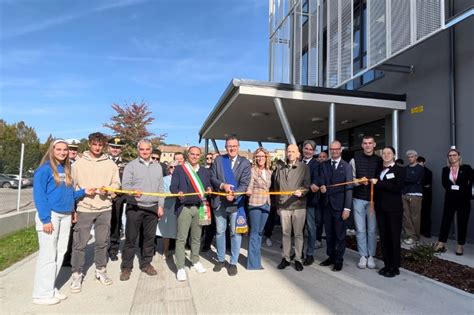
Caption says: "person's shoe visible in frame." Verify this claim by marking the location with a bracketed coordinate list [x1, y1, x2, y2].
[319, 258, 334, 267]
[54, 289, 67, 301]
[403, 237, 414, 245]
[277, 259, 291, 269]
[95, 268, 113, 285]
[434, 243, 447, 253]
[213, 261, 225, 272]
[120, 269, 131, 281]
[176, 268, 187, 281]
[192, 261, 207, 273]
[70, 272, 83, 293]
[33, 297, 60, 305]
[315, 240, 323, 249]
[455, 245, 464, 256]
[391, 267, 400, 276]
[332, 263, 343, 272]
[109, 253, 118, 261]
[358, 256, 367, 269]
[228, 264, 238, 276]
[303, 255, 314, 266]
[383, 269, 396, 278]
[367, 256, 376, 269]
[378, 267, 388, 276]
[141, 265, 158, 276]
[201, 244, 211, 252]
[265, 237, 273, 247]
[294, 260, 304, 271]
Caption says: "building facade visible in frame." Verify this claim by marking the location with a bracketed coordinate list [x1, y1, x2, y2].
[269, 0, 473, 240]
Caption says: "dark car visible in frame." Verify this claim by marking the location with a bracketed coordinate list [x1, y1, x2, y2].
[0, 174, 19, 188]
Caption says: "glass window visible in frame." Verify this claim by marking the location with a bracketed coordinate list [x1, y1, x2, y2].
[302, 48, 309, 85]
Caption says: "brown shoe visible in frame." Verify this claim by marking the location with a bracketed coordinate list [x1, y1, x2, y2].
[120, 269, 131, 281]
[141, 265, 157, 276]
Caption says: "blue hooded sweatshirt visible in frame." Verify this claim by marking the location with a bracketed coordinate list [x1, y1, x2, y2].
[33, 161, 85, 224]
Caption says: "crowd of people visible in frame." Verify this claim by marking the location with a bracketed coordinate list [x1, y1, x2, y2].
[31, 132, 472, 306]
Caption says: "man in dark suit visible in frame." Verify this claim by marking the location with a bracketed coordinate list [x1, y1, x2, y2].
[319, 140, 353, 271]
[210, 136, 251, 276]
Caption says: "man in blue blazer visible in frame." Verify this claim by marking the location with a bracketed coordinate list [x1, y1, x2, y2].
[319, 140, 353, 271]
[210, 136, 251, 276]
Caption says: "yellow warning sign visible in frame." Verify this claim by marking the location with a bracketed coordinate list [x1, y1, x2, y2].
[411, 105, 424, 114]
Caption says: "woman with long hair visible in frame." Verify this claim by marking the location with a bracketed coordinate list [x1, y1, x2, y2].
[246, 147, 272, 270]
[435, 148, 472, 255]
[32, 139, 93, 305]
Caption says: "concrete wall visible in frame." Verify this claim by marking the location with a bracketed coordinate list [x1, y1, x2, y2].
[0, 209, 36, 238]
[360, 15, 474, 241]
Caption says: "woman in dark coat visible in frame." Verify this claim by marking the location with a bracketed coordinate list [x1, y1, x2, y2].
[371, 147, 405, 278]
[435, 148, 473, 255]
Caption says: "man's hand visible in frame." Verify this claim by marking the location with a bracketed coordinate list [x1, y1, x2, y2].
[178, 191, 184, 200]
[310, 184, 319, 193]
[293, 189, 302, 197]
[133, 190, 142, 198]
[246, 190, 252, 196]
[320, 185, 327, 193]
[43, 223, 54, 234]
[97, 187, 108, 196]
[206, 187, 212, 195]
[157, 207, 164, 218]
[342, 209, 351, 220]
[72, 212, 78, 224]
[226, 194, 235, 202]
[360, 177, 369, 186]
[223, 183, 234, 193]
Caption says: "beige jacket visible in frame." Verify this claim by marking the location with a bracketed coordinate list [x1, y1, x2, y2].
[72, 151, 120, 212]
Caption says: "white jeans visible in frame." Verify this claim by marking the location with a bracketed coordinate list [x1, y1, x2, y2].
[32, 212, 71, 299]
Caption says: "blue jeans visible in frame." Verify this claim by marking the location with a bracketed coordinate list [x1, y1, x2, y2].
[353, 198, 377, 257]
[215, 205, 243, 265]
[306, 207, 316, 256]
[247, 204, 270, 270]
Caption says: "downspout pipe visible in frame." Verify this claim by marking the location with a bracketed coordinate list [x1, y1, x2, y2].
[449, 0, 456, 147]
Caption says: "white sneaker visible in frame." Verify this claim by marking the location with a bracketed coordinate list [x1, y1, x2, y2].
[54, 288, 67, 300]
[177, 268, 187, 281]
[265, 237, 273, 247]
[192, 261, 207, 273]
[95, 268, 113, 286]
[315, 240, 323, 249]
[33, 297, 60, 305]
[346, 229, 356, 236]
[367, 256, 376, 269]
[70, 272, 83, 293]
[358, 256, 367, 269]
[403, 238, 414, 245]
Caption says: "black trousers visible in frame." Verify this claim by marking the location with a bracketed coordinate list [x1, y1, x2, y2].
[108, 195, 127, 256]
[376, 210, 402, 270]
[263, 205, 277, 238]
[202, 209, 216, 248]
[438, 205, 471, 245]
[62, 223, 75, 264]
[324, 207, 346, 264]
[121, 204, 158, 270]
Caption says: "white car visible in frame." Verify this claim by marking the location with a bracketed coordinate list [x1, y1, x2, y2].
[5, 174, 32, 187]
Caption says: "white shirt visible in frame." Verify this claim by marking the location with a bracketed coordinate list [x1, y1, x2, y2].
[331, 157, 341, 169]
[231, 157, 237, 169]
[380, 162, 395, 180]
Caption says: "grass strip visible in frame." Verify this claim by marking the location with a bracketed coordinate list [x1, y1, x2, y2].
[0, 226, 38, 271]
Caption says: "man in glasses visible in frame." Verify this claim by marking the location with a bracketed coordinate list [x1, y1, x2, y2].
[107, 137, 127, 262]
[319, 140, 353, 272]
[205, 153, 214, 168]
[151, 148, 168, 176]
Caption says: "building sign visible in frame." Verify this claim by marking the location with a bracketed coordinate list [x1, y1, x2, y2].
[411, 105, 424, 114]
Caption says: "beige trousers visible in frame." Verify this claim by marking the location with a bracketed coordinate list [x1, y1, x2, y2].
[402, 195, 423, 240]
[280, 208, 306, 262]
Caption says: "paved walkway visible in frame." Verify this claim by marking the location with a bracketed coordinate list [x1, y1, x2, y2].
[1, 231, 473, 314]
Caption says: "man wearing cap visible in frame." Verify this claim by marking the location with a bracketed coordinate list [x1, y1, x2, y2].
[107, 136, 128, 261]
[66, 139, 81, 164]
[402, 149, 424, 245]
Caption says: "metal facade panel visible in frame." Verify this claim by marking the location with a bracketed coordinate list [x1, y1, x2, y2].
[293, 1, 302, 84]
[327, 0, 339, 87]
[308, 0, 319, 86]
[340, 0, 353, 83]
[391, 0, 411, 54]
[368, 0, 387, 67]
[416, 0, 442, 40]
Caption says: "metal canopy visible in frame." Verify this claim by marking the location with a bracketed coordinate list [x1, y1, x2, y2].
[199, 79, 406, 143]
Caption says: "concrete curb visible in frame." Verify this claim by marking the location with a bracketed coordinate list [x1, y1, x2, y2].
[0, 251, 38, 277]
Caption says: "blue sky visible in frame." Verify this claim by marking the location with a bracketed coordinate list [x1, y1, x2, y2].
[0, 0, 281, 150]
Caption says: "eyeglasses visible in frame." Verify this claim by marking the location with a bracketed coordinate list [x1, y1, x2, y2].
[255, 155, 266, 159]
[169, 166, 175, 169]
[206, 158, 213, 160]
[329, 147, 341, 151]
[151, 157, 159, 160]
[448, 154, 458, 157]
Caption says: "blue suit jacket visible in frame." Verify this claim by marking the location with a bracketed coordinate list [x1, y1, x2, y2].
[210, 154, 251, 209]
[304, 158, 321, 207]
[319, 159, 353, 211]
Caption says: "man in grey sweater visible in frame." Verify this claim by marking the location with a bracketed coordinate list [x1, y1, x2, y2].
[274, 144, 311, 271]
[120, 139, 164, 281]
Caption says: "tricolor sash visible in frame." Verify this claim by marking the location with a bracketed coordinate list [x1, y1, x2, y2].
[182, 162, 211, 226]
[222, 155, 248, 234]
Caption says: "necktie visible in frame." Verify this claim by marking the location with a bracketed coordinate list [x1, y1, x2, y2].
[332, 160, 337, 170]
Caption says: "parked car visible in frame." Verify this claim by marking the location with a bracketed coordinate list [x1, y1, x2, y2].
[0, 174, 19, 188]
[6, 174, 32, 187]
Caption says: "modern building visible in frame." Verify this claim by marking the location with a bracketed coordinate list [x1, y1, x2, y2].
[200, 0, 473, 240]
